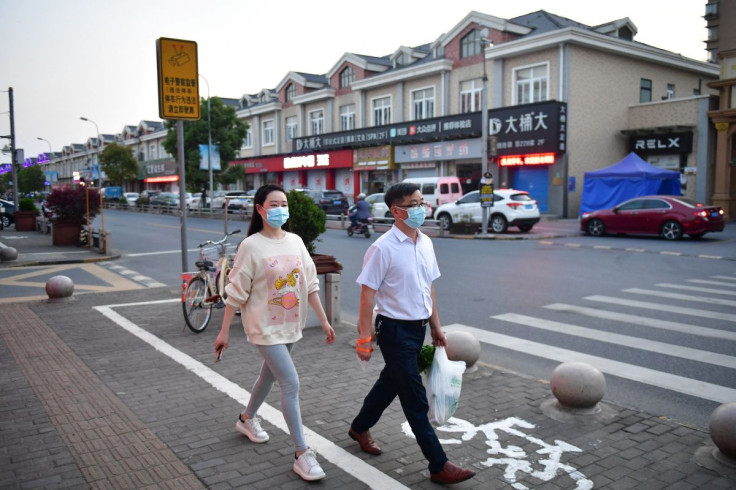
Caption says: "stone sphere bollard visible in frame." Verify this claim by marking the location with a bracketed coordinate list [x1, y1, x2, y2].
[0, 246, 18, 261]
[709, 402, 736, 461]
[445, 331, 481, 372]
[550, 362, 606, 409]
[45, 275, 74, 301]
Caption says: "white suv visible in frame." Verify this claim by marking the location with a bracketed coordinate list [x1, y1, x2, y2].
[434, 189, 540, 233]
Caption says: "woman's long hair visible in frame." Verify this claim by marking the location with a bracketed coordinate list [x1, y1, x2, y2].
[247, 184, 290, 236]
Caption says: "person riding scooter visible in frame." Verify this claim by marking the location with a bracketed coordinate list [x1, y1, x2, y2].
[349, 193, 371, 229]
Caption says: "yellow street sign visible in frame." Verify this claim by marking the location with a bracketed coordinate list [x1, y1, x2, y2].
[156, 37, 200, 120]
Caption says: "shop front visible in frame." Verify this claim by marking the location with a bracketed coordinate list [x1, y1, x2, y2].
[230, 149, 354, 197]
[142, 158, 179, 192]
[353, 146, 397, 196]
[624, 130, 694, 198]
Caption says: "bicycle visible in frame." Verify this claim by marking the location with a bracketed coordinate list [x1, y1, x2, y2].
[181, 229, 241, 333]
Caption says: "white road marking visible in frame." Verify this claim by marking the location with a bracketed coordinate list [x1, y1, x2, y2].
[622, 288, 736, 308]
[687, 279, 736, 288]
[493, 313, 736, 369]
[444, 324, 736, 404]
[585, 295, 736, 322]
[655, 283, 736, 296]
[126, 249, 199, 257]
[95, 299, 409, 490]
[544, 303, 736, 341]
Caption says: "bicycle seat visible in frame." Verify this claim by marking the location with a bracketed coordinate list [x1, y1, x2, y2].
[196, 260, 215, 270]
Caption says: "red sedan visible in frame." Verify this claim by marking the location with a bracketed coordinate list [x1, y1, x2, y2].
[581, 195, 725, 240]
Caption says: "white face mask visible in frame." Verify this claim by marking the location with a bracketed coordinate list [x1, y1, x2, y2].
[265, 207, 289, 228]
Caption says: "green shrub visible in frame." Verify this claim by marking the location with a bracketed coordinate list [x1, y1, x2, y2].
[18, 198, 38, 212]
[287, 189, 326, 254]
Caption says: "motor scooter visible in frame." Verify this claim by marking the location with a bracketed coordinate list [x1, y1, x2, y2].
[347, 217, 373, 238]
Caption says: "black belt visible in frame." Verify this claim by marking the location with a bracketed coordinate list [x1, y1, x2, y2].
[376, 314, 428, 327]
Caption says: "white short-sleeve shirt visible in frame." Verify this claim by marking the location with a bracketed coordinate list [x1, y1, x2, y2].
[356, 226, 440, 320]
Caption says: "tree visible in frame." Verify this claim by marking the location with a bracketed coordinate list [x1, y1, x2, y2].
[162, 97, 248, 192]
[18, 165, 45, 194]
[99, 142, 139, 188]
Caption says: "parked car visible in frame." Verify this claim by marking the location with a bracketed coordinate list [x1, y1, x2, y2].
[139, 189, 161, 204]
[403, 176, 463, 217]
[434, 189, 540, 233]
[0, 198, 16, 227]
[212, 191, 253, 213]
[182, 192, 200, 209]
[295, 189, 349, 215]
[149, 192, 179, 208]
[364, 193, 391, 218]
[208, 190, 229, 208]
[581, 195, 725, 240]
[123, 192, 139, 207]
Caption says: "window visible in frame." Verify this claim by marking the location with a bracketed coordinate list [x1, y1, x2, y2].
[340, 104, 355, 131]
[640, 79, 652, 103]
[242, 128, 252, 148]
[708, 26, 718, 41]
[285, 84, 296, 102]
[340, 66, 355, 89]
[514, 64, 548, 104]
[285, 116, 298, 141]
[373, 96, 391, 126]
[705, 2, 718, 16]
[666, 84, 675, 100]
[460, 79, 482, 113]
[412, 88, 435, 120]
[262, 120, 274, 146]
[461, 30, 481, 58]
[310, 110, 324, 135]
[149, 144, 157, 160]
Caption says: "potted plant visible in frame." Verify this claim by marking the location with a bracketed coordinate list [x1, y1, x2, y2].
[46, 186, 101, 246]
[14, 198, 39, 231]
[287, 189, 342, 274]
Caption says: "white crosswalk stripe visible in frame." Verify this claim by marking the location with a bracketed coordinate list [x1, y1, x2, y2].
[443, 324, 736, 404]
[492, 313, 736, 369]
[451, 273, 736, 408]
[544, 303, 736, 341]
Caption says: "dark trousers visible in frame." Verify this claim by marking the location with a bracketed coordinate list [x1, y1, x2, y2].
[351, 317, 447, 473]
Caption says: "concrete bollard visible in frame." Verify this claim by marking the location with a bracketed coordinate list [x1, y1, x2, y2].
[445, 331, 481, 373]
[710, 402, 736, 462]
[550, 361, 606, 408]
[45, 275, 74, 302]
[0, 246, 18, 261]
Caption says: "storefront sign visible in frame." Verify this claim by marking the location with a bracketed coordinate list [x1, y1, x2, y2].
[395, 138, 480, 163]
[353, 145, 394, 170]
[231, 149, 353, 174]
[283, 153, 331, 169]
[498, 152, 556, 167]
[628, 132, 692, 155]
[294, 101, 567, 157]
[143, 159, 178, 177]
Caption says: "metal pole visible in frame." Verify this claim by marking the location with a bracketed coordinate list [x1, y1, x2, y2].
[9, 88, 18, 210]
[80, 117, 101, 187]
[480, 46, 490, 235]
[177, 120, 188, 273]
[200, 75, 213, 215]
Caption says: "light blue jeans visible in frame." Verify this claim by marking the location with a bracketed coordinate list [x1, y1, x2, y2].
[245, 343, 307, 452]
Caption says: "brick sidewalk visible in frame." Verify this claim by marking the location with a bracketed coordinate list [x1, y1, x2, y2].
[1, 288, 734, 489]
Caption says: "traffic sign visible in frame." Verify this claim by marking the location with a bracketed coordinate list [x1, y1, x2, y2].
[156, 37, 200, 120]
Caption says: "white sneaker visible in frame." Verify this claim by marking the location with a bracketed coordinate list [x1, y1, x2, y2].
[293, 447, 325, 481]
[235, 415, 269, 443]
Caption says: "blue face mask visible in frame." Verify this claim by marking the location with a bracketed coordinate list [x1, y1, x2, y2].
[265, 207, 289, 228]
[404, 206, 426, 229]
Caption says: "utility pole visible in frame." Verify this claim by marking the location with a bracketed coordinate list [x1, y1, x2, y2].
[9, 88, 18, 209]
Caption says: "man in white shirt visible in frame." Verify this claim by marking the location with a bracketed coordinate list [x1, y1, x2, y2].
[348, 182, 475, 485]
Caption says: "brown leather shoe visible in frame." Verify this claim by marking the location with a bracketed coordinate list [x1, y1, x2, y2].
[430, 461, 476, 484]
[348, 428, 382, 455]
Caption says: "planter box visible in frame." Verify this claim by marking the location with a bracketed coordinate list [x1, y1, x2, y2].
[52, 220, 83, 246]
[14, 211, 39, 231]
[311, 253, 343, 275]
[449, 222, 479, 235]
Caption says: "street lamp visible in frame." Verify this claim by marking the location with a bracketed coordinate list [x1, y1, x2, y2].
[80, 116, 101, 187]
[479, 28, 493, 235]
[36, 137, 52, 153]
[199, 74, 213, 212]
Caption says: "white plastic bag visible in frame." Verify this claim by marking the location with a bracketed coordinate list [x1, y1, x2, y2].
[425, 346, 466, 426]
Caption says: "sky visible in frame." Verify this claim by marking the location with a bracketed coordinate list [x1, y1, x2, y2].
[0, 0, 709, 162]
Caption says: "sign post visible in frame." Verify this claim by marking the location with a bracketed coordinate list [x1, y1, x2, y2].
[156, 37, 200, 273]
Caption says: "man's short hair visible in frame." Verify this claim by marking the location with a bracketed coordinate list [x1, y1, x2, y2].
[384, 183, 420, 207]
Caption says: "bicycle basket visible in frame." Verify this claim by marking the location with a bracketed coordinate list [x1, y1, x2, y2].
[199, 245, 220, 262]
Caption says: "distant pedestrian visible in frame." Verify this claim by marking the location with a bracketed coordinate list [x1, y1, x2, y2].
[348, 182, 475, 485]
[200, 187, 207, 209]
[214, 183, 336, 481]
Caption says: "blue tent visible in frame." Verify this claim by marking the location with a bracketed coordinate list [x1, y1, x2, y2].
[580, 152, 681, 215]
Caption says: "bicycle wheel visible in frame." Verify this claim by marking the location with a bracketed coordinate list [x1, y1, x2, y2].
[182, 276, 212, 333]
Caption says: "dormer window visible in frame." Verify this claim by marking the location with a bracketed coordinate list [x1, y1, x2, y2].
[285, 83, 296, 102]
[461, 30, 482, 59]
[340, 66, 355, 89]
